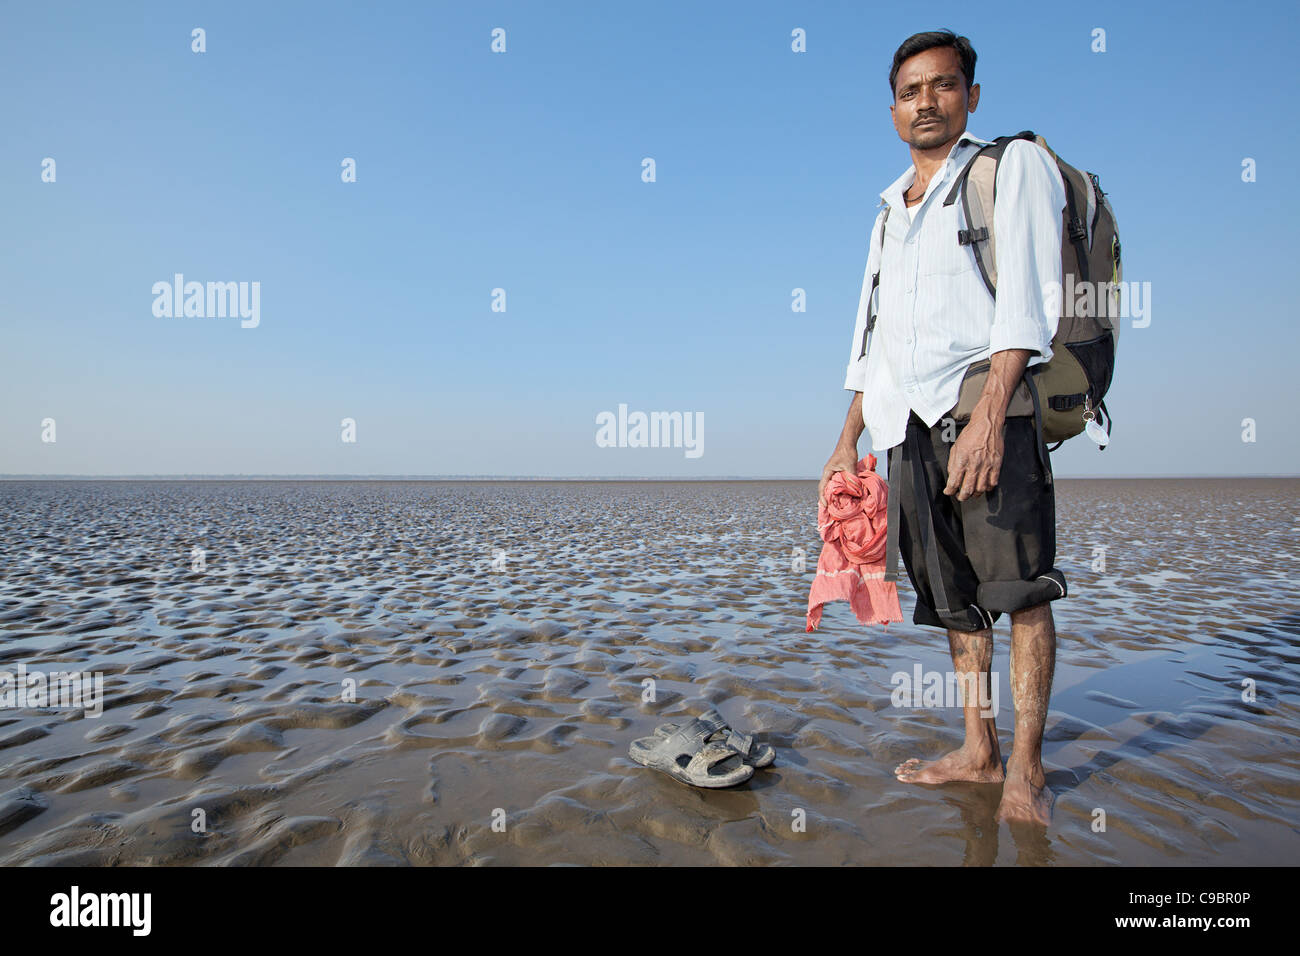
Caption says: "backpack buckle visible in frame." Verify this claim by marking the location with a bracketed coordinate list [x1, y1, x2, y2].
[957, 226, 989, 246]
[1068, 218, 1087, 242]
[1049, 393, 1087, 412]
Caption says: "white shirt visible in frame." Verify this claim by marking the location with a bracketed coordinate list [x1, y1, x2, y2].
[843, 130, 1066, 451]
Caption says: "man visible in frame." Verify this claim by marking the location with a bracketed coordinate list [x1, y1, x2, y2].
[819, 30, 1067, 825]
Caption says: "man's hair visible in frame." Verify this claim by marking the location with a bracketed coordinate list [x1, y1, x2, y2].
[888, 29, 976, 98]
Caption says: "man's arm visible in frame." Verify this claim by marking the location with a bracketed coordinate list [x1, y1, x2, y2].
[987, 139, 1066, 361]
[823, 208, 887, 505]
[943, 348, 1031, 500]
[944, 141, 1065, 501]
[820, 392, 864, 506]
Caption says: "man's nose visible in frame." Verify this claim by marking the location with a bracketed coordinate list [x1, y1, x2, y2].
[916, 85, 936, 110]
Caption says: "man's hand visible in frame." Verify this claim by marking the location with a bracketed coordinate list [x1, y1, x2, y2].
[819, 446, 859, 508]
[943, 413, 1003, 501]
[821, 392, 867, 507]
[943, 348, 1032, 501]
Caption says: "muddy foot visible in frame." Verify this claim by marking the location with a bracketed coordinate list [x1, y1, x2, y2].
[894, 748, 1004, 785]
[996, 772, 1054, 825]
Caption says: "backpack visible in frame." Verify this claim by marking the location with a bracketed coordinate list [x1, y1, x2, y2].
[863, 130, 1122, 449]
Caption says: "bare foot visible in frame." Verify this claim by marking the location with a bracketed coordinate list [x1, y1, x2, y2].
[895, 747, 1005, 785]
[996, 770, 1054, 825]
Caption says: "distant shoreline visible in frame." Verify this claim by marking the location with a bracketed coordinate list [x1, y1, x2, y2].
[2, 474, 1298, 482]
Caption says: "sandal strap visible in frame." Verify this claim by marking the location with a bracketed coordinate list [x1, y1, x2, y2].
[725, 729, 754, 756]
[658, 714, 723, 758]
[694, 708, 730, 736]
[696, 708, 752, 756]
[686, 740, 743, 777]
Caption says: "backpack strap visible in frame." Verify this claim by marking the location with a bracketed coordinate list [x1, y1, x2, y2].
[942, 131, 1037, 299]
[1061, 174, 1090, 285]
[941, 130, 1037, 205]
[858, 204, 891, 358]
[1023, 369, 1052, 482]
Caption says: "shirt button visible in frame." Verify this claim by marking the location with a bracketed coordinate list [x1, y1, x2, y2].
[905, 337, 913, 345]
[907, 236, 916, 244]
[906, 385, 916, 392]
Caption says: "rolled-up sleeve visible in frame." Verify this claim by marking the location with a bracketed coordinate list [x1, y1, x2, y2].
[989, 140, 1066, 363]
[844, 208, 887, 391]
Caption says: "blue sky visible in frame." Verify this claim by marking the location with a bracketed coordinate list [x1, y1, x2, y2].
[2, 0, 1296, 477]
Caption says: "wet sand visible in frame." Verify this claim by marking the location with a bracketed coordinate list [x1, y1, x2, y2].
[0, 478, 1297, 866]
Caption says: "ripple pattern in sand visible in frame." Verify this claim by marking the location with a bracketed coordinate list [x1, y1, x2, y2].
[0, 478, 1297, 865]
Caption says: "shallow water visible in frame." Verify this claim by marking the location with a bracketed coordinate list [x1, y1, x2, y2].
[0, 478, 1296, 866]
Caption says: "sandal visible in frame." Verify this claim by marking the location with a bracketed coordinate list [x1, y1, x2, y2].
[628, 712, 755, 788]
[651, 708, 775, 769]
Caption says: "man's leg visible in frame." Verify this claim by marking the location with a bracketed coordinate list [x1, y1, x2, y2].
[996, 600, 1056, 824]
[894, 625, 1004, 784]
[892, 414, 1004, 785]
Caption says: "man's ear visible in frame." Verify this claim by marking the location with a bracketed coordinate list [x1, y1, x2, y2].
[967, 83, 980, 113]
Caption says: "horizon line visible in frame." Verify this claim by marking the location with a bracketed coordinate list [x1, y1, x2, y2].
[3, 473, 1299, 481]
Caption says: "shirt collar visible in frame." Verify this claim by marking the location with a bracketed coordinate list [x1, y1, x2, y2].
[878, 129, 991, 208]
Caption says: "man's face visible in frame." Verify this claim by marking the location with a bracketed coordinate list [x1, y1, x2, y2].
[889, 46, 979, 150]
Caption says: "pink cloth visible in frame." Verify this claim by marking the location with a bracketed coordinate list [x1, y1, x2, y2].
[806, 454, 903, 631]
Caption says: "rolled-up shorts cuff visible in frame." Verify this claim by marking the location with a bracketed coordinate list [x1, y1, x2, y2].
[913, 600, 997, 633]
[976, 568, 1067, 616]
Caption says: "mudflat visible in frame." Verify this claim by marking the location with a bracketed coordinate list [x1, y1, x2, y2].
[0, 478, 1295, 865]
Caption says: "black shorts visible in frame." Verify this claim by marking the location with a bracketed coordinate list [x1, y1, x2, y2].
[886, 410, 1066, 632]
